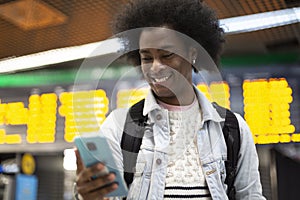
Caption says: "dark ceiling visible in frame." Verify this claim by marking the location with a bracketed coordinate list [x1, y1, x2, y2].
[0, 0, 299, 61]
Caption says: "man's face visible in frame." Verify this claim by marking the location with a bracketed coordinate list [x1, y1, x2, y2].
[139, 28, 195, 102]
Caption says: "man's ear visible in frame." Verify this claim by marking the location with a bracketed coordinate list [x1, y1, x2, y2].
[189, 47, 198, 63]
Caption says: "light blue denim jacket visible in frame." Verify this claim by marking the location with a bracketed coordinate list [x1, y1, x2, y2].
[100, 88, 266, 200]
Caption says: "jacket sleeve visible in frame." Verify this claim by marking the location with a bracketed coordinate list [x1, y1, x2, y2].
[234, 114, 266, 200]
[99, 108, 128, 174]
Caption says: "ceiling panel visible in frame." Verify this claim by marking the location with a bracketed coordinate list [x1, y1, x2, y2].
[0, 0, 299, 61]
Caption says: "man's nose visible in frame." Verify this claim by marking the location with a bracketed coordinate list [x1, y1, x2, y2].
[151, 58, 165, 73]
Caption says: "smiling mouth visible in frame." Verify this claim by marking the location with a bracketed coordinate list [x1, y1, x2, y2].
[151, 74, 172, 83]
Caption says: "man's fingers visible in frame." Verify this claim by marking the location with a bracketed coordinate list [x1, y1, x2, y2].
[85, 182, 118, 200]
[77, 174, 118, 199]
[77, 163, 108, 184]
[100, 182, 118, 196]
[77, 173, 115, 193]
[81, 184, 117, 200]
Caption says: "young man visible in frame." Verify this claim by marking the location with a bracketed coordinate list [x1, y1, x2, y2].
[75, 0, 266, 199]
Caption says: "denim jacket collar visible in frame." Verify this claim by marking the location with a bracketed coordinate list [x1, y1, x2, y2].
[143, 85, 224, 123]
[194, 87, 224, 123]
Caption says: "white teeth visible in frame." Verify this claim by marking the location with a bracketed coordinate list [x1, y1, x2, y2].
[154, 76, 169, 82]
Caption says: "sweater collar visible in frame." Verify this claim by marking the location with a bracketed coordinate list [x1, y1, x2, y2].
[143, 85, 224, 123]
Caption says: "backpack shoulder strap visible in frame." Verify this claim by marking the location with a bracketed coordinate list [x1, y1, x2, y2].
[212, 102, 241, 200]
[121, 99, 147, 187]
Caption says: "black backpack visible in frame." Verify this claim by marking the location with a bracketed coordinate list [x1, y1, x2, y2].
[121, 99, 240, 200]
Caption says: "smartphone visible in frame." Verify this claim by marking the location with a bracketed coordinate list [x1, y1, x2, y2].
[74, 136, 128, 197]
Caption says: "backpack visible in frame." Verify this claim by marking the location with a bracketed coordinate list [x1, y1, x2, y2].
[121, 99, 240, 200]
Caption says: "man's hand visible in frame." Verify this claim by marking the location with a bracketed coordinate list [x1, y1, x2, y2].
[75, 149, 118, 200]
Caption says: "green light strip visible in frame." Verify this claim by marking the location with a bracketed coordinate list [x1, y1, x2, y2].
[0, 66, 135, 87]
[0, 53, 299, 87]
[221, 52, 299, 67]
[0, 71, 76, 87]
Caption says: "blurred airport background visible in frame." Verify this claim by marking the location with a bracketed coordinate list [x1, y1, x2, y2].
[0, 0, 300, 199]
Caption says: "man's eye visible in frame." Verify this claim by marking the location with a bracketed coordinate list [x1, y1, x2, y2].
[162, 53, 174, 58]
[141, 57, 153, 61]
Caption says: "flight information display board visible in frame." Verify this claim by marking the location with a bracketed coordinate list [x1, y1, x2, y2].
[0, 64, 299, 151]
[0, 90, 109, 145]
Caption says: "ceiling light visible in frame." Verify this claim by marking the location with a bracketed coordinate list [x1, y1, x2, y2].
[0, 0, 67, 30]
[220, 7, 300, 34]
[0, 38, 122, 73]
